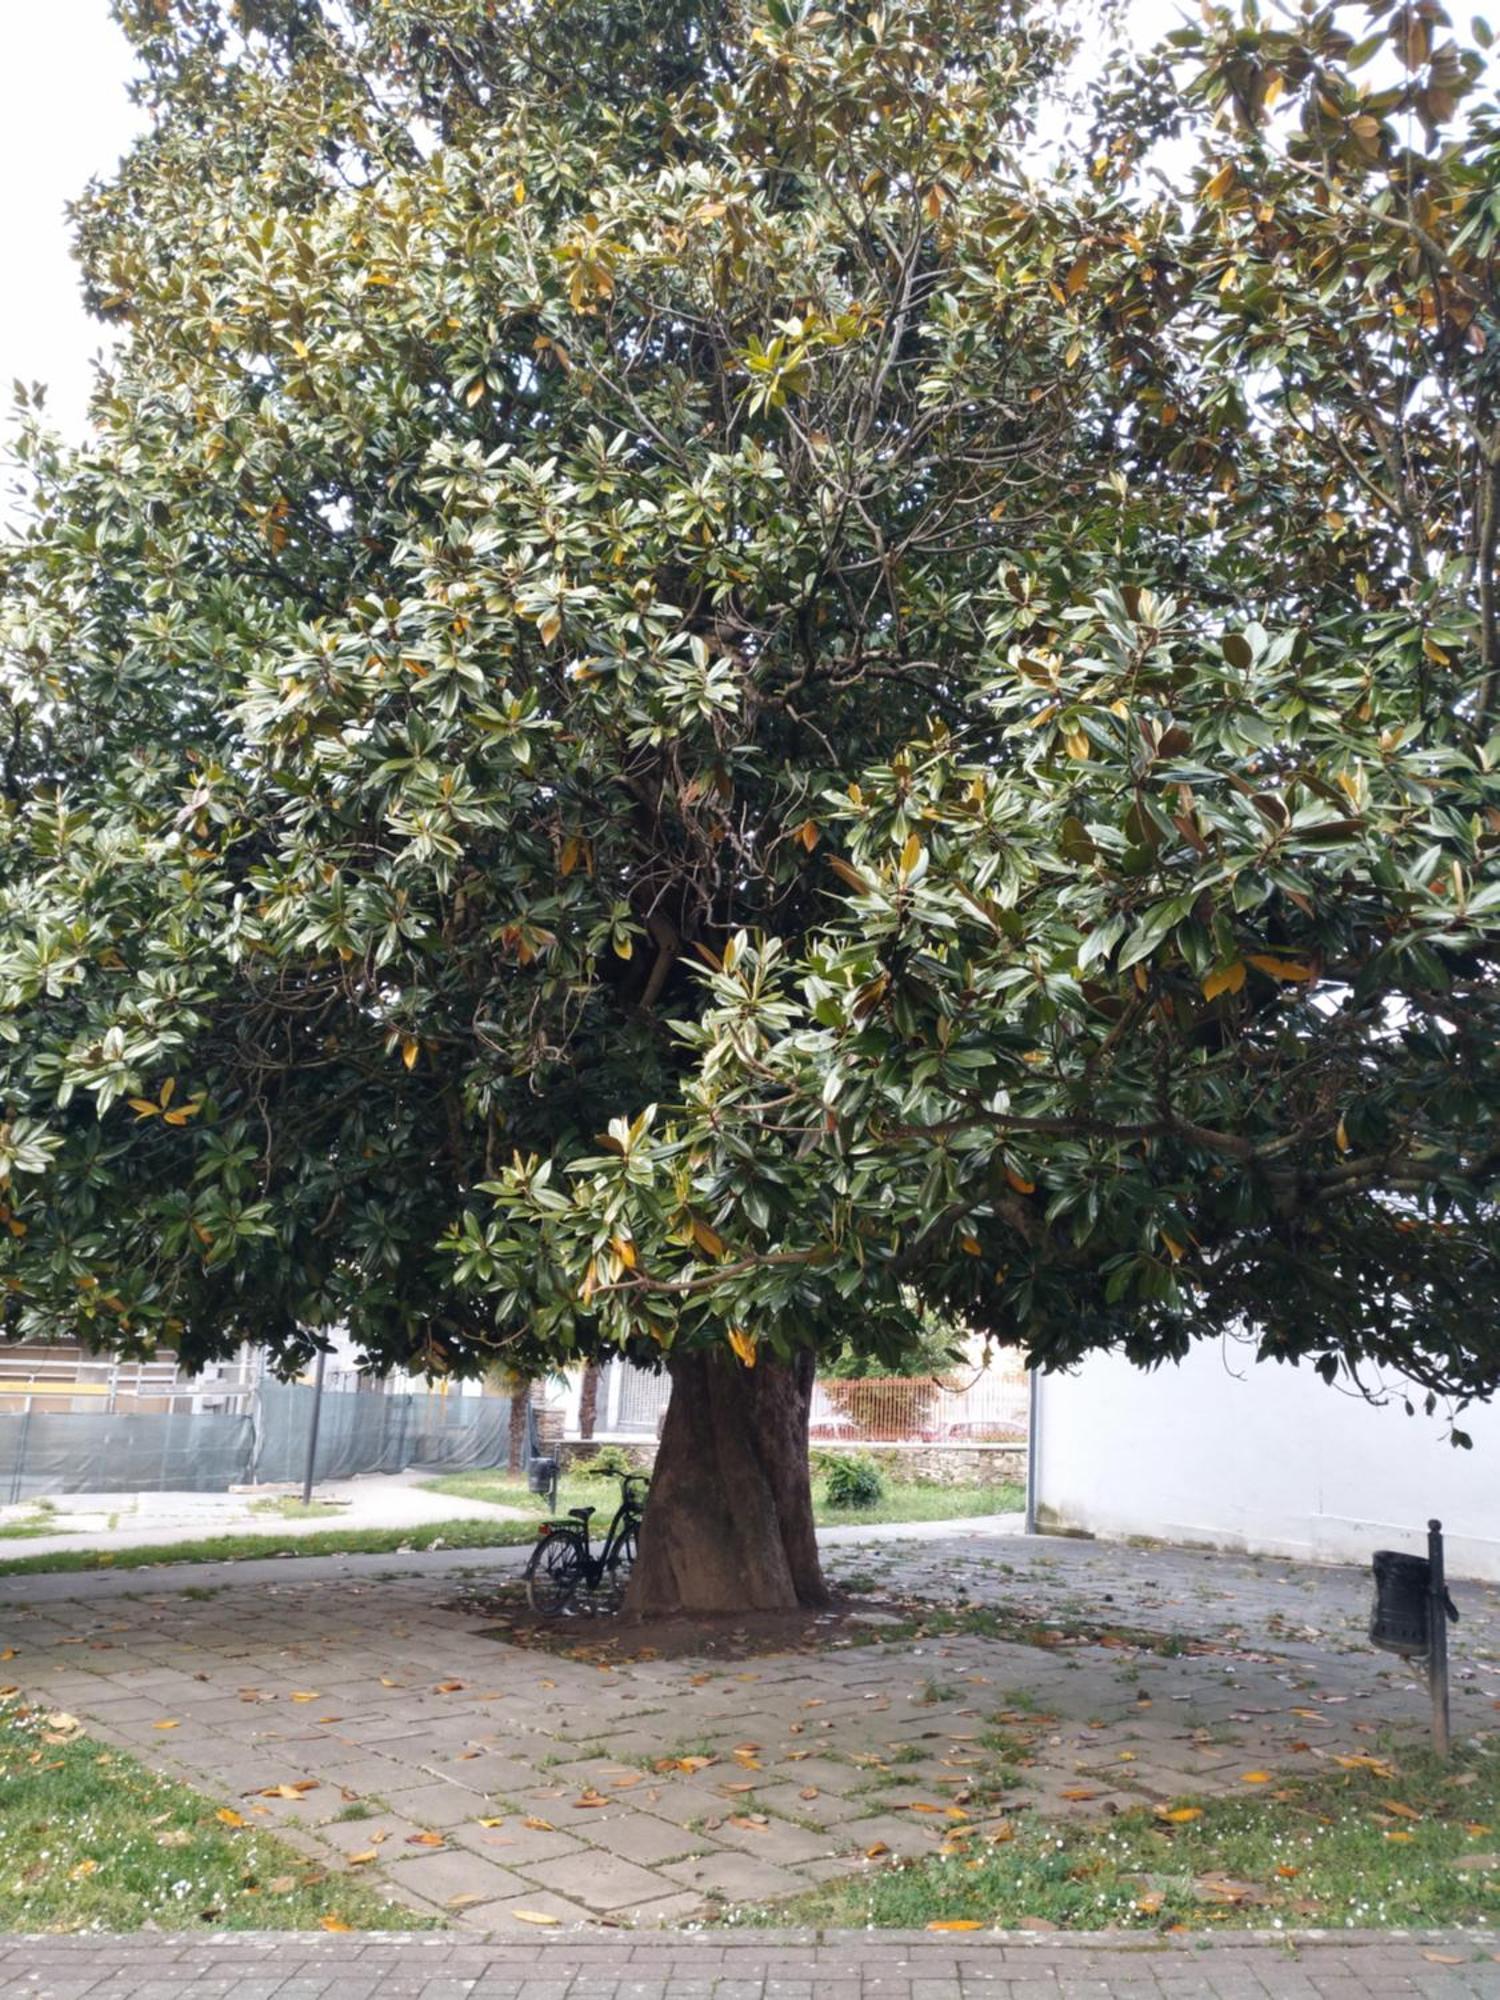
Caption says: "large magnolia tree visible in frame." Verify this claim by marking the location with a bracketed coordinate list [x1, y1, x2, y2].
[2, 0, 1497, 1614]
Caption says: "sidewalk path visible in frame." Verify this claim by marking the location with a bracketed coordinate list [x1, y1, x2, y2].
[0, 1470, 527, 1562]
[4, 1528, 1497, 1930]
[2, 1928, 1498, 1998]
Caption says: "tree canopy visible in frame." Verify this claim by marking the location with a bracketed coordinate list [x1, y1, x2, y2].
[1, 0, 1498, 1426]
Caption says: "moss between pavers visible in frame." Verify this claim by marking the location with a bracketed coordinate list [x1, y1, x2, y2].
[0, 1693, 430, 1932]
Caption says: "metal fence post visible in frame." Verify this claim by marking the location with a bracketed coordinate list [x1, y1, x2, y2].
[1428, 1518, 1451, 1759]
[301, 1349, 328, 1506]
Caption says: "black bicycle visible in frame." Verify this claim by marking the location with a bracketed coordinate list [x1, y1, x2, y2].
[524, 1472, 648, 1614]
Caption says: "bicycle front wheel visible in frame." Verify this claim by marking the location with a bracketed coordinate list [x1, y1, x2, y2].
[525, 1532, 585, 1615]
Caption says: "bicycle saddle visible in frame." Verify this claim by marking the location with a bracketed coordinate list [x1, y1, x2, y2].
[567, 1506, 595, 1522]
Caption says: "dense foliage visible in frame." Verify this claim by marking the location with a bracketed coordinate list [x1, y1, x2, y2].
[1, 0, 1497, 1419]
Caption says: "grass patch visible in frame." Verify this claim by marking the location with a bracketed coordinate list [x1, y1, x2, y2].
[0, 1696, 422, 1932]
[423, 1468, 1025, 1528]
[0, 1517, 62, 1542]
[749, 1744, 1500, 1933]
[0, 1516, 537, 1579]
[250, 1496, 348, 1521]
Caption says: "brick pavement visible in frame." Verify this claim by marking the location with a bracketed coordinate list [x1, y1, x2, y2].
[1, 1929, 1498, 1999]
[2, 1532, 1498, 1930]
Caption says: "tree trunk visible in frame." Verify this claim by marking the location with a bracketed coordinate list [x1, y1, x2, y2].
[579, 1363, 600, 1442]
[621, 1347, 826, 1618]
[507, 1382, 529, 1475]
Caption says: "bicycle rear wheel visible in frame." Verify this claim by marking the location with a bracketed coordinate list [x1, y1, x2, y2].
[525, 1532, 585, 1615]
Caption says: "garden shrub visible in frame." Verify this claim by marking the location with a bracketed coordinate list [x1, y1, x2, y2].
[822, 1454, 886, 1510]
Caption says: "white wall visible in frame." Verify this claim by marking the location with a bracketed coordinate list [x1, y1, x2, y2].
[1034, 1346, 1500, 1582]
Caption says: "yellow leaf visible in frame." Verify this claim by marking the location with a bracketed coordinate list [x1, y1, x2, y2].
[1063, 729, 1089, 760]
[401, 1038, 420, 1071]
[1160, 1232, 1186, 1263]
[1156, 1806, 1203, 1823]
[900, 830, 923, 874]
[691, 1217, 726, 1258]
[1335, 1116, 1350, 1153]
[728, 1326, 757, 1368]
[1246, 955, 1314, 983]
[864, 1841, 889, 1858]
[1059, 1787, 1099, 1801]
[523, 1816, 555, 1830]
[513, 180, 527, 205]
[560, 835, 582, 876]
[1201, 962, 1246, 1001]
[927, 1919, 985, 1931]
[1423, 633, 1450, 665]
[465, 379, 486, 407]
[960, 1234, 983, 1256]
[1240, 1770, 1272, 1785]
[611, 1235, 637, 1270]
[154, 1719, 180, 1731]
[538, 609, 562, 646]
[510, 1910, 561, 1926]
[319, 1917, 353, 1933]
[216, 1808, 247, 1828]
[827, 855, 872, 894]
[290, 1691, 320, 1703]
[159, 1077, 176, 1108]
[407, 1830, 445, 1847]
[1383, 1800, 1422, 1820]
[1004, 1167, 1036, 1196]
[1385, 1829, 1415, 1842]
[128, 1098, 161, 1119]
[1203, 162, 1236, 202]
[478, 1817, 506, 1829]
[797, 818, 819, 852]
[69, 1859, 99, 1881]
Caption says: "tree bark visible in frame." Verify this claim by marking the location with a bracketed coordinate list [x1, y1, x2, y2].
[621, 1347, 826, 1618]
[507, 1382, 529, 1474]
[579, 1363, 600, 1442]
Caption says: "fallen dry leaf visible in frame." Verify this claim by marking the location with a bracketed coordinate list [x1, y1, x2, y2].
[215, 1808, 246, 1828]
[266, 1876, 298, 1895]
[319, 1917, 352, 1934]
[1156, 1806, 1204, 1824]
[510, 1910, 561, 1926]
[523, 1817, 554, 1832]
[446, 1894, 485, 1909]
[69, 1860, 99, 1882]
[478, 1817, 506, 1829]
[864, 1842, 889, 1859]
[349, 1851, 378, 1867]
[1239, 1771, 1272, 1785]
[406, 1831, 444, 1847]
[926, 1919, 984, 1931]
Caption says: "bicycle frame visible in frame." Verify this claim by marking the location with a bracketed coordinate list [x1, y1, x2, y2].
[535, 1472, 647, 1591]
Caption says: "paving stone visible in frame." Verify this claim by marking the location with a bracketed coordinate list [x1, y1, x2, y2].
[378, 1846, 528, 1909]
[523, 1851, 683, 1915]
[657, 1851, 809, 1902]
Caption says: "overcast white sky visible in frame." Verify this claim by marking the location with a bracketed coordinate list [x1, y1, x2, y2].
[1, 0, 1182, 444]
[0, 0, 144, 440]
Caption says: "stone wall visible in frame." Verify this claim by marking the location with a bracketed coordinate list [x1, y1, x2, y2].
[815, 1441, 1026, 1487]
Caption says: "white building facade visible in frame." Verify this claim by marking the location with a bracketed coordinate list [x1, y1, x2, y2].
[1032, 1344, 1500, 1584]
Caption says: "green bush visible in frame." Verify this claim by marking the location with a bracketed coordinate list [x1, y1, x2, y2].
[578, 1443, 640, 1482]
[822, 1454, 886, 1510]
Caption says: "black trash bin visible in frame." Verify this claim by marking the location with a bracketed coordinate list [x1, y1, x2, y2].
[1370, 1549, 1458, 1657]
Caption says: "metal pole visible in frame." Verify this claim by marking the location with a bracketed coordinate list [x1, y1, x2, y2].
[1024, 1366, 1040, 1537]
[8, 1395, 32, 1507]
[301, 1349, 327, 1507]
[1428, 1517, 1451, 1759]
